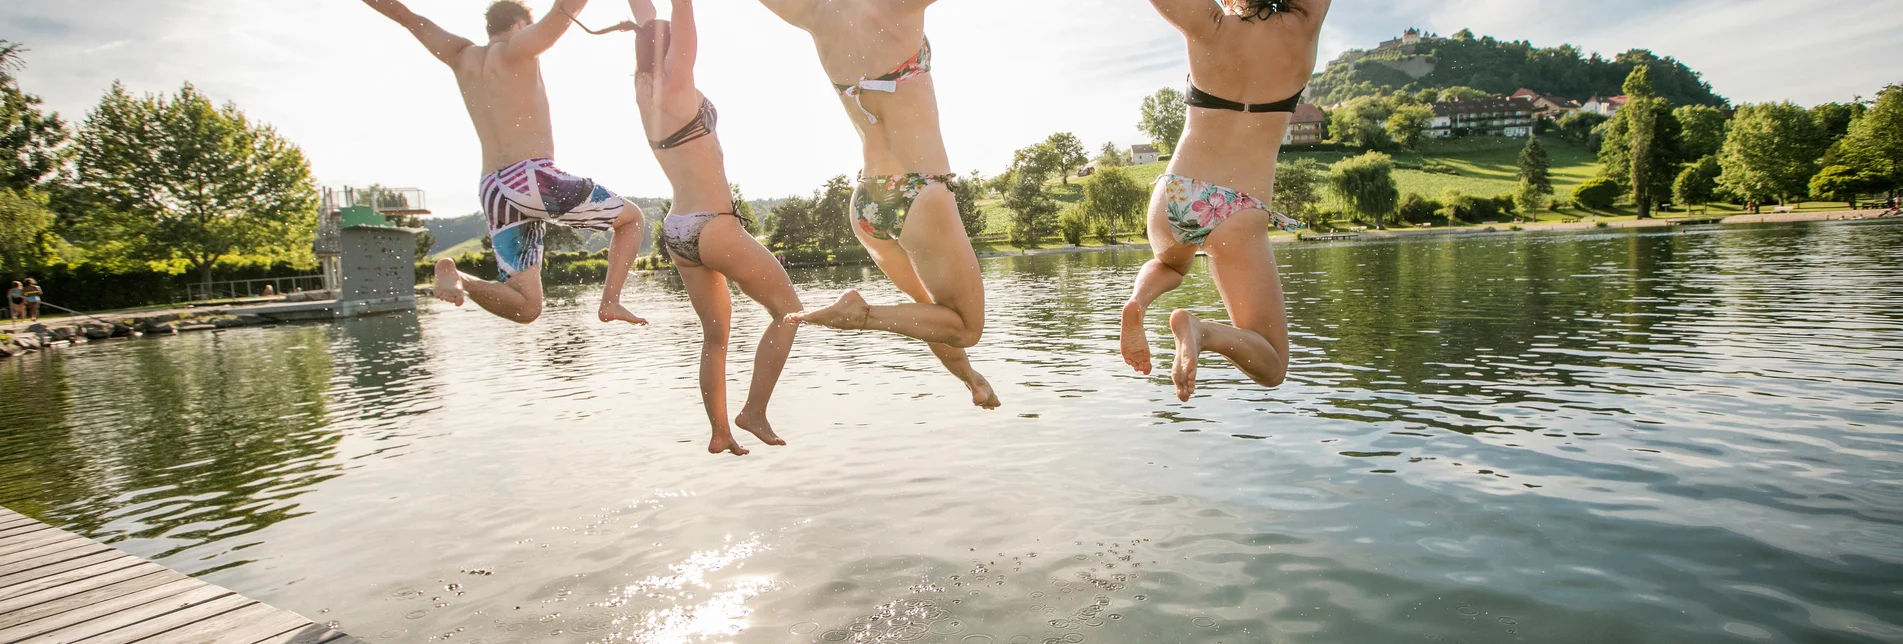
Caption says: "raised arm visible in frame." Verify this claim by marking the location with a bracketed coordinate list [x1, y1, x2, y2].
[361, 0, 473, 66]
[504, 0, 590, 59]
[664, 0, 698, 84]
[1148, 0, 1221, 38]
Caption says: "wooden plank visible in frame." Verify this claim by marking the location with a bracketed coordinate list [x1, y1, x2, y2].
[0, 540, 98, 568]
[257, 625, 357, 644]
[0, 520, 38, 533]
[11, 592, 250, 644]
[0, 567, 180, 617]
[0, 528, 63, 551]
[0, 578, 202, 633]
[0, 527, 52, 544]
[0, 552, 140, 591]
[133, 602, 311, 644]
[0, 558, 155, 602]
[0, 543, 115, 578]
[0, 532, 84, 559]
[0, 572, 187, 627]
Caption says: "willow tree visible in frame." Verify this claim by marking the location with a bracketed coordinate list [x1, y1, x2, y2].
[73, 82, 318, 284]
[1329, 152, 1399, 229]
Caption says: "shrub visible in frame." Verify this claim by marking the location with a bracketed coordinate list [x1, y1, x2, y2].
[1439, 190, 1501, 223]
[1572, 177, 1621, 210]
[1058, 207, 1088, 246]
[1419, 162, 1461, 176]
[1397, 193, 1443, 224]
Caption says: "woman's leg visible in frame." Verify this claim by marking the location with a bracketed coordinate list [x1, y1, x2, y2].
[1121, 187, 1199, 375]
[697, 218, 802, 443]
[1170, 209, 1290, 401]
[675, 255, 746, 455]
[794, 185, 986, 349]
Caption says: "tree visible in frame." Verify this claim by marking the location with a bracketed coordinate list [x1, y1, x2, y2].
[0, 188, 52, 273]
[767, 175, 855, 253]
[1514, 179, 1548, 214]
[1008, 140, 1060, 184]
[1674, 104, 1727, 160]
[730, 184, 760, 235]
[1138, 88, 1187, 154]
[1572, 177, 1621, 210]
[1396, 192, 1441, 224]
[1046, 132, 1088, 185]
[1674, 155, 1721, 208]
[1386, 104, 1435, 150]
[1517, 137, 1552, 195]
[1612, 65, 1666, 218]
[1003, 171, 1057, 249]
[1718, 101, 1827, 209]
[72, 83, 319, 285]
[1057, 206, 1087, 246]
[1271, 158, 1325, 227]
[0, 42, 70, 192]
[1095, 141, 1126, 168]
[1079, 166, 1146, 242]
[1811, 102, 1865, 143]
[1838, 85, 1903, 196]
[1330, 96, 1393, 149]
[1328, 152, 1399, 229]
[1809, 165, 1885, 208]
[947, 171, 989, 238]
[1556, 111, 1608, 147]
[1437, 86, 1491, 102]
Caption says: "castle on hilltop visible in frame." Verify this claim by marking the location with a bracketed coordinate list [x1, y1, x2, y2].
[1329, 29, 1437, 69]
[1378, 28, 1426, 52]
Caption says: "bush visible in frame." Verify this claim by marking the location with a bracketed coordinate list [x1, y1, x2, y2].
[8, 258, 319, 312]
[1439, 190, 1502, 223]
[1493, 193, 1519, 218]
[1419, 162, 1461, 176]
[1058, 207, 1087, 246]
[1572, 177, 1621, 210]
[1397, 193, 1443, 224]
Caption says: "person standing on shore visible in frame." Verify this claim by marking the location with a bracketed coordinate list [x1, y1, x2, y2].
[360, 0, 650, 327]
[609, 0, 806, 455]
[1119, 0, 1330, 401]
[756, 0, 1000, 410]
[6, 282, 22, 322]
[21, 278, 41, 322]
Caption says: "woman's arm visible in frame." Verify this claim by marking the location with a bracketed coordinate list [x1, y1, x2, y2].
[665, 0, 698, 86]
[1147, 0, 1220, 38]
[756, 0, 818, 28]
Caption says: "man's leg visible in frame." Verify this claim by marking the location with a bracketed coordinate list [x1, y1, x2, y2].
[599, 206, 649, 325]
[436, 259, 545, 324]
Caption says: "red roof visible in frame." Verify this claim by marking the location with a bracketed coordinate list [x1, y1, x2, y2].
[1290, 103, 1327, 124]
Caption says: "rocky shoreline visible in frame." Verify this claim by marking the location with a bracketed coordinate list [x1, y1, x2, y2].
[0, 311, 281, 359]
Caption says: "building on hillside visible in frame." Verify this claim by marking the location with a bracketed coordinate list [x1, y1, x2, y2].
[1281, 104, 1329, 145]
[1377, 28, 1425, 52]
[1582, 95, 1629, 117]
[1427, 96, 1537, 138]
[1511, 88, 1582, 119]
[1131, 144, 1160, 165]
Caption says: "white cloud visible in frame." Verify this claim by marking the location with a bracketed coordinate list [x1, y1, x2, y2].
[4, 0, 1897, 219]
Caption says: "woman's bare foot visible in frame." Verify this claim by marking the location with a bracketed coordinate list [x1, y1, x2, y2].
[788, 290, 870, 329]
[734, 410, 787, 446]
[1120, 300, 1152, 374]
[598, 300, 649, 325]
[708, 432, 750, 456]
[1169, 309, 1203, 402]
[964, 370, 1002, 409]
[433, 259, 465, 306]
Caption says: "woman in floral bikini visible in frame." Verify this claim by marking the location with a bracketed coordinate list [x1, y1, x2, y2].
[1121, 0, 1331, 401]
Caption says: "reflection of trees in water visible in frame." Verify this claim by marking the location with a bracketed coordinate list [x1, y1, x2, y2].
[325, 313, 436, 432]
[0, 355, 84, 516]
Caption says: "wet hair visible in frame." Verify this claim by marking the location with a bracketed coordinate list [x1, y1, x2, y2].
[486, 0, 532, 37]
[1227, 0, 1302, 22]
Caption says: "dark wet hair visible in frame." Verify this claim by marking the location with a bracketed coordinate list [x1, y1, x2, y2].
[1228, 0, 1302, 22]
[486, 0, 532, 37]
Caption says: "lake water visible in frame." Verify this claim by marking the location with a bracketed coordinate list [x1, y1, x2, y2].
[3, 220, 1901, 644]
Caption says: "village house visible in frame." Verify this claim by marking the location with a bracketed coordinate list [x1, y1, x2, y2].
[1511, 88, 1582, 119]
[1281, 104, 1328, 145]
[1130, 144, 1160, 165]
[1582, 95, 1629, 117]
[1428, 96, 1537, 138]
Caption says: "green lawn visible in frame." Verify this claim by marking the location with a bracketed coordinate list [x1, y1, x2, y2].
[430, 236, 485, 261]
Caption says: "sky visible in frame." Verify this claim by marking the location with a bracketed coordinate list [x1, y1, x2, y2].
[4, 0, 1900, 218]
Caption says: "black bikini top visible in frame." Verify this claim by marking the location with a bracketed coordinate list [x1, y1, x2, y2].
[1185, 77, 1305, 113]
[651, 96, 717, 150]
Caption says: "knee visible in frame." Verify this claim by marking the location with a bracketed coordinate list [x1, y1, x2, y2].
[701, 326, 730, 346]
[946, 325, 983, 349]
[509, 302, 543, 324]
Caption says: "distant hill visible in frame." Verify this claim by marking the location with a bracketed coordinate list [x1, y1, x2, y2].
[423, 213, 485, 256]
[1309, 29, 1728, 108]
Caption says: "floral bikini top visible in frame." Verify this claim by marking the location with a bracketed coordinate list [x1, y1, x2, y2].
[832, 38, 932, 125]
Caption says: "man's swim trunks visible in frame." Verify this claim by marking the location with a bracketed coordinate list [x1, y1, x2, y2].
[480, 158, 628, 282]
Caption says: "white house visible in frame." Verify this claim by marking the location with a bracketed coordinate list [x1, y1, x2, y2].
[1130, 144, 1160, 165]
[1582, 95, 1629, 117]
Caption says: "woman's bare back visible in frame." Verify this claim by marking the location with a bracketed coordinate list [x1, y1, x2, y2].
[1167, 2, 1330, 197]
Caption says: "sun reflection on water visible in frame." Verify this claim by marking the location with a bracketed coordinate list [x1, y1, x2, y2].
[594, 536, 775, 644]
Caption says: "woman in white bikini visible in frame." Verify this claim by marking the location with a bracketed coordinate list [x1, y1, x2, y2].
[583, 0, 806, 455]
[756, 0, 999, 410]
[1120, 0, 1331, 401]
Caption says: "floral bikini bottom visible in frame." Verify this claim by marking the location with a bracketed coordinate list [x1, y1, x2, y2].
[851, 172, 958, 241]
[1155, 173, 1305, 246]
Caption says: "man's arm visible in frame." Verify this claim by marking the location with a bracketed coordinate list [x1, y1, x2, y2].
[503, 0, 589, 59]
[756, 0, 819, 29]
[361, 0, 473, 66]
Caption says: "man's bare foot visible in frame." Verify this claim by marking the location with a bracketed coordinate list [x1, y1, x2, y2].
[708, 433, 750, 456]
[433, 259, 465, 306]
[598, 300, 649, 326]
[1169, 309, 1203, 402]
[1120, 300, 1152, 375]
[734, 410, 787, 446]
[787, 290, 869, 330]
[964, 370, 1002, 409]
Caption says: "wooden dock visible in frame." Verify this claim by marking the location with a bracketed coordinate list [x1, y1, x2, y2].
[0, 507, 361, 644]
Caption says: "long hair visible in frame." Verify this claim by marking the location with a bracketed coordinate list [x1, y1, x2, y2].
[1228, 0, 1302, 22]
